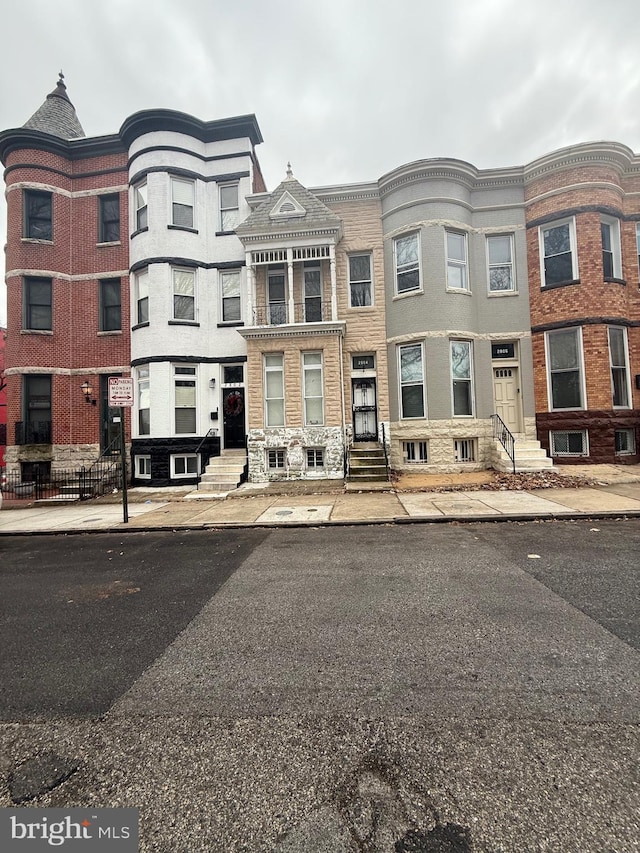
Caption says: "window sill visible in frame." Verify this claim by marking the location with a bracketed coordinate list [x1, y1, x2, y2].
[217, 321, 244, 328]
[131, 227, 149, 239]
[168, 225, 198, 234]
[98, 330, 122, 336]
[541, 279, 580, 290]
[96, 240, 122, 248]
[446, 287, 472, 295]
[168, 320, 200, 327]
[604, 277, 626, 286]
[21, 238, 53, 245]
[393, 289, 423, 300]
[132, 321, 150, 331]
[488, 290, 518, 297]
[215, 230, 236, 237]
[20, 328, 53, 335]
[348, 304, 375, 310]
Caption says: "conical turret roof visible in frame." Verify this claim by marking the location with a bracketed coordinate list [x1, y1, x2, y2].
[23, 73, 85, 139]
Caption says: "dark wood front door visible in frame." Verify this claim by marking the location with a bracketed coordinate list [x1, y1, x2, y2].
[223, 387, 246, 449]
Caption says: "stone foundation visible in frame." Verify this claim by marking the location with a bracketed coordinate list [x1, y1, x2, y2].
[248, 427, 345, 481]
[4, 443, 101, 476]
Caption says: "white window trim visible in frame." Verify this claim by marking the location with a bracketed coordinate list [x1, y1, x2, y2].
[550, 430, 589, 457]
[267, 448, 286, 469]
[173, 365, 198, 436]
[133, 181, 147, 231]
[348, 253, 374, 307]
[135, 455, 151, 479]
[545, 327, 587, 411]
[539, 217, 579, 287]
[398, 341, 426, 420]
[601, 215, 622, 279]
[220, 269, 243, 323]
[136, 365, 150, 437]
[615, 429, 636, 456]
[170, 176, 195, 229]
[170, 453, 200, 478]
[302, 351, 324, 426]
[135, 269, 149, 325]
[403, 440, 428, 464]
[445, 230, 469, 292]
[219, 182, 239, 232]
[486, 234, 516, 294]
[264, 353, 285, 427]
[450, 340, 475, 417]
[393, 232, 422, 296]
[306, 447, 325, 469]
[172, 267, 197, 322]
[608, 326, 632, 409]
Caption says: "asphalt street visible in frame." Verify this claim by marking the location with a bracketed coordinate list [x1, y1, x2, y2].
[0, 520, 638, 852]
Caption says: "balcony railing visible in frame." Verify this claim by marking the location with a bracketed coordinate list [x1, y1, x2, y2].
[252, 302, 333, 326]
[15, 420, 52, 445]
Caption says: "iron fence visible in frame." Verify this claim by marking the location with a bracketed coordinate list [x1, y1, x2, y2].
[0, 459, 122, 502]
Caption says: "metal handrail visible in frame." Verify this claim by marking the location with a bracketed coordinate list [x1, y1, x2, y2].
[381, 422, 390, 481]
[491, 413, 516, 474]
[194, 428, 218, 478]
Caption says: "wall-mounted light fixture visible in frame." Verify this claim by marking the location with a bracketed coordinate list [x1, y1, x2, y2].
[80, 380, 97, 406]
[209, 378, 216, 389]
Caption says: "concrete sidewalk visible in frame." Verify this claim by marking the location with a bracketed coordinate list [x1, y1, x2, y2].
[1, 464, 640, 534]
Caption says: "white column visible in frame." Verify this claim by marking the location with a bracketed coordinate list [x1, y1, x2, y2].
[245, 251, 254, 324]
[287, 247, 295, 323]
[330, 243, 337, 320]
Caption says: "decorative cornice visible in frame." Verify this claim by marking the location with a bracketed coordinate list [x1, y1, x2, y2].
[120, 109, 263, 149]
[524, 141, 640, 183]
[238, 321, 345, 339]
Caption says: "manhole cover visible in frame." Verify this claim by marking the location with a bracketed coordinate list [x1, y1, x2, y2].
[275, 510, 293, 517]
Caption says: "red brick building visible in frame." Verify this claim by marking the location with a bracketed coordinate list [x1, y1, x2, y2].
[0, 326, 6, 468]
[525, 142, 640, 463]
[0, 75, 129, 477]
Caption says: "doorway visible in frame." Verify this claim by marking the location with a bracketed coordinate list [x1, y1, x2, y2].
[493, 366, 521, 433]
[352, 378, 378, 441]
[223, 387, 246, 449]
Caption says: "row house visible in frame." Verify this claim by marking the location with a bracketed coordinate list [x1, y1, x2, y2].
[1, 79, 638, 489]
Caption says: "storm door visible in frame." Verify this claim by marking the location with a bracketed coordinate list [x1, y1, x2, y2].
[352, 379, 377, 441]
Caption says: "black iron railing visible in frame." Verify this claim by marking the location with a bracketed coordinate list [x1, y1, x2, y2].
[1, 460, 122, 501]
[380, 422, 390, 481]
[251, 302, 333, 326]
[491, 413, 516, 474]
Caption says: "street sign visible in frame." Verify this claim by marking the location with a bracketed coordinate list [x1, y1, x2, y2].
[108, 376, 134, 407]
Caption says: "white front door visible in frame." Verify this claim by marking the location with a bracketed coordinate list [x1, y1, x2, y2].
[493, 366, 521, 433]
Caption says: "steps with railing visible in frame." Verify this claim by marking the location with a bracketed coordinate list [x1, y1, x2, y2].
[490, 414, 553, 473]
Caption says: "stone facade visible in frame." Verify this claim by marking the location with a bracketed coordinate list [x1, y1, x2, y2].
[247, 426, 344, 481]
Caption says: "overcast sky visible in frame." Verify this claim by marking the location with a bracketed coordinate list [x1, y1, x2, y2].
[2, 0, 640, 327]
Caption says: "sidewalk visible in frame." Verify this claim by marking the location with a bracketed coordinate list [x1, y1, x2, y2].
[2, 464, 640, 534]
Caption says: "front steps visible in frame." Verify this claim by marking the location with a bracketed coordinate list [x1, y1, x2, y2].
[197, 450, 247, 493]
[348, 442, 389, 483]
[491, 437, 554, 473]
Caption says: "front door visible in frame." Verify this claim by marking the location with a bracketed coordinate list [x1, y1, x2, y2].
[493, 367, 521, 433]
[352, 379, 377, 441]
[223, 387, 246, 449]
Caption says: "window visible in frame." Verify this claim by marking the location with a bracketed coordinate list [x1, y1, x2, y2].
[267, 449, 285, 469]
[454, 439, 476, 463]
[608, 326, 630, 408]
[487, 235, 515, 292]
[403, 441, 428, 463]
[446, 231, 468, 290]
[219, 183, 239, 231]
[221, 270, 241, 322]
[23, 374, 52, 444]
[24, 189, 52, 240]
[137, 366, 150, 435]
[394, 233, 420, 294]
[399, 343, 425, 418]
[451, 341, 474, 416]
[546, 328, 584, 410]
[136, 269, 149, 324]
[173, 268, 196, 321]
[268, 270, 287, 324]
[615, 429, 636, 456]
[349, 254, 372, 306]
[99, 194, 120, 242]
[24, 277, 52, 330]
[264, 354, 285, 426]
[636, 223, 640, 279]
[134, 182, 147, 230]
[174, 366, 197, 434]
[304, 266, 322, 321]
[223, 365, 243, 384]
[171, 454, 200, 478]
[136, 456, 151, 479]
[601, 216, 622, 279]
[171, 178, 194, 228]
[306, 448, 324, 468]
[99, 278, 121, 331]
[303, 352, 324, 425]
[550, 430, 588, 457]
[540, 218, 577, 286]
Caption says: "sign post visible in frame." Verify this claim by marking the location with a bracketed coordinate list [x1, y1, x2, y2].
[108, 377, 134, 524]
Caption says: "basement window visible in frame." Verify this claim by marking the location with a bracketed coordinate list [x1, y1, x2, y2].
[454, 438, 476, 463]
[403, 441, 428, 463]
[550, 430, 588, 457]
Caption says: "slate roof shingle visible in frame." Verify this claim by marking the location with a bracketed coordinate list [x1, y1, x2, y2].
[23, 74, 85, 140]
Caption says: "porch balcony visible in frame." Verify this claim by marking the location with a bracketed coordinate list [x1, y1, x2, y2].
[15, 420, 52, 445]
[251, 301, 334, 327]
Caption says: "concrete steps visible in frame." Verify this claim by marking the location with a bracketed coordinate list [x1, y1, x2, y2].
[197, 450, 247, 493]
[491, 438, 554, 473]
[348, 442, 389, 483]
